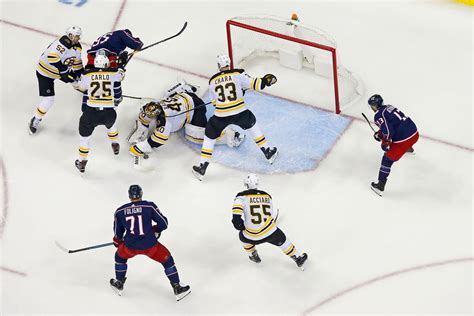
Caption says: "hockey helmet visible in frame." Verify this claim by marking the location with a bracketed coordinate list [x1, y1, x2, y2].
[128, 184, 143, 200]
[217, 54, 231, 70]
[144, 102, 162, 118]
[368, 94, 384, 109]
[66, 25, 82, 43]
[94, 54, 110, 69]
[244, 174, 259, 190]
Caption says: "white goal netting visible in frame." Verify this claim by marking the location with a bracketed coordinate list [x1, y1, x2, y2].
[227, 15, 364, 113]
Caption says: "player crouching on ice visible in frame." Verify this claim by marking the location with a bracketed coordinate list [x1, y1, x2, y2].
[368, 94, 419, 196]
[127, 80, 245, 165]
[231, 174, 308, 270]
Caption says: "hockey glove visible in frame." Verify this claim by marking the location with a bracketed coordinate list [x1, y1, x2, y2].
[114, 96, 123, 107]
[60, 71, 76, 83]
[373, 130, 383, 142]
[232, 216, 245, 231]
[118, 51, 128, 69]
[262, 74, 277, 87]
[381, 139, 391, 152]
[113, 236, 123, 248]
[152, 225, 161, 239]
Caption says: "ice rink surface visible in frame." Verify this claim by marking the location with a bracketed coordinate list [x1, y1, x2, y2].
[0, 0, 472, 314]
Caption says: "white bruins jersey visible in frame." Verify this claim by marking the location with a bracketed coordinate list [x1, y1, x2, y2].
[232, 189, 278, 241]
[37, 36, 83, 79]
[208, 69, 262, 117]
[140, 93, 196, 146]
[78, 69, 124, 108]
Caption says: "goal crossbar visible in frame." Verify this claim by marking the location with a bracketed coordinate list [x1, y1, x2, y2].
[226, 19, 341, 113]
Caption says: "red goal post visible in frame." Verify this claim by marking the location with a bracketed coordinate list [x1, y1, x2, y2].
[226, 15, 361, 114]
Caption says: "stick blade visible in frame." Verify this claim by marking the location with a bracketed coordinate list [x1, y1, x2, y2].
[55, 241, 71, 253]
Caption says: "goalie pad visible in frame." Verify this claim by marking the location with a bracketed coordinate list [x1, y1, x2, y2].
[162, 79, 198, 99]
[185, 124, 245, 147]
[184, 123, 205, 144]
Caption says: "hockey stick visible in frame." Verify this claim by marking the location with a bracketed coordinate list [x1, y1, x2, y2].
[166, 101, 211, 118]
[361, 113, 377, 133]
[123, 94, 146, 100]
[124, 22, 188, 67]
[55, 240, 114, 254]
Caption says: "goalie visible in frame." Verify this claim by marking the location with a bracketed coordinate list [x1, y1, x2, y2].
[128, 80, 245, 161]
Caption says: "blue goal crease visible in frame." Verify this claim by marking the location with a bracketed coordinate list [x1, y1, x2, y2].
[182, 91, 352, 174]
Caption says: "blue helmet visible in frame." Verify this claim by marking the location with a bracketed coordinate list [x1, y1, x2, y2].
[368, 94, 384, 108]
[128, 184, 143, 200]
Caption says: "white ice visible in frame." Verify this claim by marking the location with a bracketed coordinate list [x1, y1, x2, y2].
[0, 0, 472, 314]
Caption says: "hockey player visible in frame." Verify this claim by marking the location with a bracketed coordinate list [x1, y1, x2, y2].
[74, 52, 125, 173]
[368, 94, 419, 196]
[87, 29, 143, 69]
[231, 174, 308, 269]
[128, 80, 245, 164]
[192, 54, 278, 181]
[29, 25, 84, 135]
[110, 185, 191, 301]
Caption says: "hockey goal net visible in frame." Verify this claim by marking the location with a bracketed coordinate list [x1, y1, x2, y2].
[226, 15, 364, 114]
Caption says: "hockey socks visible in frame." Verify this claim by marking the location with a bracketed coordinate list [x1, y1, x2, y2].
[199, 136, 216, 164]
[279, 240, 300, 258]
[78, 136, 91, 161]
[114, 252, 128, 280]
[378, 155, 395, 183]
[34, 96, 54, 120]
[163, 256, 180, 285]
[247, 124, 268, 148]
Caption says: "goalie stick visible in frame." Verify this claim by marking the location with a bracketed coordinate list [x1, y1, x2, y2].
[361, 112, 377, 133]
[55, 240, 113, 254]
[124, 22, 188, 67]
[166, 101, 212, 118]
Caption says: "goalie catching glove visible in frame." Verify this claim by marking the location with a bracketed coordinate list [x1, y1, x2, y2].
[262, 73, 277, 87]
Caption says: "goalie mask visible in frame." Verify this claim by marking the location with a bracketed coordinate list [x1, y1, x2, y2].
[244, 173, 259, 190]
[143, 102, 162, 118]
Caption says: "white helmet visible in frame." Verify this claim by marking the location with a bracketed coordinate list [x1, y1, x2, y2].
[217, 54, 231, 70]
[94, 54, 110, 69]
[244, 173, 259, 190]
[66, 25, 82, 37]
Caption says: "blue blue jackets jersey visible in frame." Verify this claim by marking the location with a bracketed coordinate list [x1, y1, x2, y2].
[88, 29, 143, 55]
[374, 105, 418, 143]
[113, 200, 168, 250]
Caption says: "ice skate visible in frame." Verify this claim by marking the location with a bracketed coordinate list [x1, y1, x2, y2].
[110, 277, 126, 296]
[112, 143, 120, 155]
[261, 147, 278, 164]
[28, 117, 41, 135]
[172, 282, 191, 301]
[406, 147, 415, 154]
[192, 162, 209, 181]
[292, 253, 308, 270]
[370, 180, 386, 197]
[249, 250, 261, 264]
[75, 159, 88, 173]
